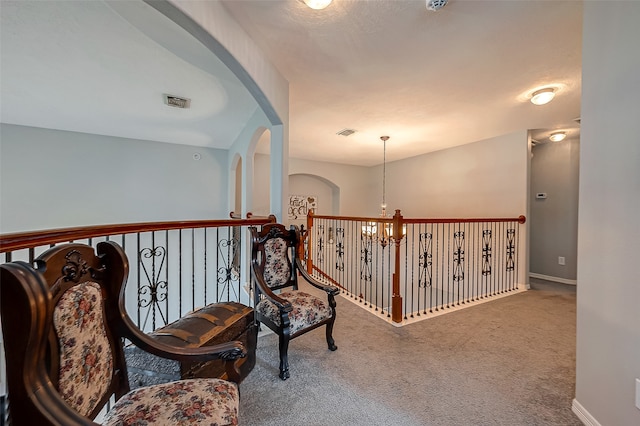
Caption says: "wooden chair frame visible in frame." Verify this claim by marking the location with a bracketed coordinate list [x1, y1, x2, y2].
[0, 241, 246, 425]
[250, 224, 338, 380]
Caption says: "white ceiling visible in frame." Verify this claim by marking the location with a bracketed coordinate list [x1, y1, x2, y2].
[1, 0, 582, 167]
[0, 0, 258, 149]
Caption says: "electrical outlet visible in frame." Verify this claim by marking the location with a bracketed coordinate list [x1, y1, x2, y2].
[636, 378, 640, 410]
[558, 256, 566, 265]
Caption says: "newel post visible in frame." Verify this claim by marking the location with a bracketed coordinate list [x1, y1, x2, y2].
[306, 210, 314, 275]
[391, 209, 404, 323]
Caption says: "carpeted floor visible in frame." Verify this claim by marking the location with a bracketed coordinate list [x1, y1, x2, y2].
[238, 279, 581, 425]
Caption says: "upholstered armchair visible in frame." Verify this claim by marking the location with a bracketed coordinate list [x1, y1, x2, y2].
[249, 223, 338, 380]
[0, 242, 246, 425]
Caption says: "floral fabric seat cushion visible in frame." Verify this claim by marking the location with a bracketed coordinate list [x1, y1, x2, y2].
[256, 290, 332, 335]
[102, 378, 239, 426]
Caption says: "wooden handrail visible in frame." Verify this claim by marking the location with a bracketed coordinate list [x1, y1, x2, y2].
[0, 217, 277, 253]
[308, 213, 526, 224]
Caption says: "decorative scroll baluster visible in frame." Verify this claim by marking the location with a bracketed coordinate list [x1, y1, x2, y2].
[482, 230, 492, 276]
[138, 246, 168, 330]
[418, 232, 433, 288]
[506, 228, 516, 272]
[335, 227, 345, 272]
[360, 233, 373, 306]
[316, 225, 325, 266]
[453, 231, 465, 282]
[217, 233, 240, 302]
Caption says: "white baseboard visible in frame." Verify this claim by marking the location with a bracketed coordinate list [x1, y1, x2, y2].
[530, 272, 577, 285]
[572, 399, 602, 426]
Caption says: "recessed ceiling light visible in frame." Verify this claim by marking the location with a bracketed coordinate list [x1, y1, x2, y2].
[301, 0, 332, 10]
[549, 131, 566, 142]
[530, 88, 556, 105]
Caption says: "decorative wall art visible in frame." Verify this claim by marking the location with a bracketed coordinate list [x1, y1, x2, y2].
[288, 195, 317, 220]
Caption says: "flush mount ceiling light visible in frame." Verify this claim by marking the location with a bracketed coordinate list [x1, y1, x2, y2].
[530, 88, 556, 105]
[549, 131, 567, 142]
[301, 0, 332, 10]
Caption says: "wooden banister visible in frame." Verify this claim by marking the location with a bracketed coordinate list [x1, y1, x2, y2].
[0, 217, 277, 253]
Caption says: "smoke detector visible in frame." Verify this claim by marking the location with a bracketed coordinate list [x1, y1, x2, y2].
[164, 94, 191, 109]
[426, 0, 448, 11]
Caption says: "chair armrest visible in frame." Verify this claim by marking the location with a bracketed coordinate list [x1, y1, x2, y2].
[250, 263, 294, 313]
[295, 258, 340, 296]
[116, 305, 247, 363]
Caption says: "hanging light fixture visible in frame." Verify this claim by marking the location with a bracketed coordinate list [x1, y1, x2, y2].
[301, 0, 332, 10]
[530, 87, 556, 105]
[380, 136, 389, 218]
[361, 136, 399, 247]
[549, 131, 567, 142]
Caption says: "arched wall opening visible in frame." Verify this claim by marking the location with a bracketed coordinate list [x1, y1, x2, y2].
[230, 153, 242, 217]
[251, 128, 272, 217]
[287, 173, 340, 228]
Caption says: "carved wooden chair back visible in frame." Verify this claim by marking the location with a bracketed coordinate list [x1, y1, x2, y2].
[1, 242, 243, 426]
[250, 223, 339, 380]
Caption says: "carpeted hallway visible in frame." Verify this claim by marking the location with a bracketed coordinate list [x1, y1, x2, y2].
[239, 279, 581, 425]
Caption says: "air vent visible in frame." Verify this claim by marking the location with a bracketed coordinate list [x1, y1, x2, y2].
[164, 94, 191, 109]
[336, 128, 356, 137]
[426, 0, 448, 11]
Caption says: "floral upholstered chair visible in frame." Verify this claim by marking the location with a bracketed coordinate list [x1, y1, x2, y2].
[0, 242, 245, 425]
[249, 224, 339, 380]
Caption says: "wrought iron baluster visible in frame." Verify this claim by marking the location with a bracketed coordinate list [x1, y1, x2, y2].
[138, 245, 168, 330]
[217, 232, 240, 302]
[506, 228, 516, 272]
[335, 227, 344, 272]
[418, 232, 433, 289]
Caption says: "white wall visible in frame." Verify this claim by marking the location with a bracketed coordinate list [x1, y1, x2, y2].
[289, 158, 373, 217]
[381, 131, 529, 218]
[286, 132, 528, 220]
[0, 124, 229, 232]
[574, 3, 640, 426]
[530, 138, 580, 281]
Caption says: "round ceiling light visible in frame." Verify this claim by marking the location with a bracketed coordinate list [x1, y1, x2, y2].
[302, 0, 332, 9]
[549, 131, 567, 142]
[530, 88, 556, 105]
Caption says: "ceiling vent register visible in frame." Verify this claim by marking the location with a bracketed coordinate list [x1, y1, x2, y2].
[336, 128, 356, 137]
[164, 94, 191, 109]
[427, 0, 448, 11]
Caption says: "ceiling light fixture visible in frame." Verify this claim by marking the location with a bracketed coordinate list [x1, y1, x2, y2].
[530, 88, 556, 105]
[549, 131, 567, 142]
[379, 136, 390, 218]
[361, 136, 407, 248]
[302, 0, 332, 10]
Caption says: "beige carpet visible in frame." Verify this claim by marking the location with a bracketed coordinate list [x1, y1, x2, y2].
[239, 278, 581, 425]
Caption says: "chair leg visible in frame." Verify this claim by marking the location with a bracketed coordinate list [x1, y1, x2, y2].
[326, 317, 338, 351]
[278, 332, 290, 380]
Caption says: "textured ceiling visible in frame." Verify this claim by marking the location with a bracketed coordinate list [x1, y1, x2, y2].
[222, 0, 583, 165]
[1, 0, 582, 166]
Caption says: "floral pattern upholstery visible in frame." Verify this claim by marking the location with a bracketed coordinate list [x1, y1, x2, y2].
[102, 379, 239, 426]
[256, 291, 332, 335]
[53, 281, 113, 417]
[263, 237, 290, 287]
